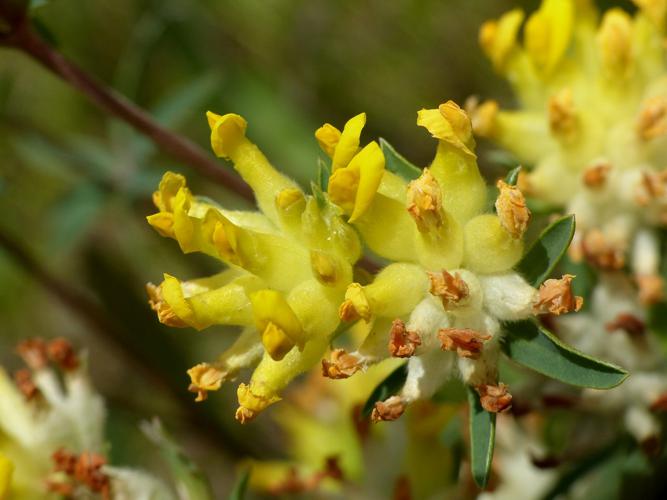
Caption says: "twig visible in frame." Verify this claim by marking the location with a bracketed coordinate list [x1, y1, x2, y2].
[1, 19, 254, 201]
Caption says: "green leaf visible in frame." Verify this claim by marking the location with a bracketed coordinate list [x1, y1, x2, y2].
[379, 138, 421, 181]
[228, 467, 251, 500]
[317, 156, 330, 192]
[516, 214, 575, 286]
[311, 181, 326, 208]
[504, 166, 521, 186]
[362, 363, 408, 417]
[468, 387, 496, 489]
[502, 320, 627, 389]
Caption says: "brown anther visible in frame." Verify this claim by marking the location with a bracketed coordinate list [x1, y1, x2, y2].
[636, 274, 665, 305]
[534, 275, 584, 315]
[146, 282, 188, 328]
[635, 171, 667, 205]
[650, 393, 667, 412]
[406, 169, 443, 233]
[52, 448, 78, 475]
[438, 328, 491, 359]
[428, 270, 469, 308]
[47, 338, 79, 371]
[338, 300, 360, 322]
[321, 349, 362, 379]
[75, 452, 110, 498]
[371, 396, 406, 423]
[16, 338, 48, 370]
[476, 383, 513, 413]
[605, 313, 646, 337]
[548, 88, 578, 139]
[321, 456, 344, 482]
[388, 319, 421, 358]
[581, 229, 625, 270]
[14, 368, 39, 401]
[582, 161, 612, 189]
[187, 363, 224, 402]
[267, 456, 344, 495]
[495, 179, 530, 238]
[50, 449, 110, 499]
[234, 406, 256, 424]
[637, 95, 667, 141]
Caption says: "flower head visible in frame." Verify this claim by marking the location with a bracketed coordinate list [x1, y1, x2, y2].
[147, 103, 596, 427]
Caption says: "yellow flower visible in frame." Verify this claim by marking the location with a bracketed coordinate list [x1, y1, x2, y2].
[477, 0, 667, 281]
[147, 103, 568, 424]
[316, 113, 386, 222]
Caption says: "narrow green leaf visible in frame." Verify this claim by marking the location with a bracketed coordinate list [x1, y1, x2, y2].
[504, 166, 521, 186]
[517, 214, 575, 286]
[468, 387, 496, 489]
[317, 156, 330, 192]
[362, 363, 408, 417]
[311, 181, 326, 208]
[502, 320, 628, 389]
[379, 138, 422, 180]
[228, 468, 251, 500]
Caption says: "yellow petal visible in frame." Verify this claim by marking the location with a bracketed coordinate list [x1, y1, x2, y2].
[479, 8, 525, 70]
[250, 290, 304, 358]
[207, 111, 248, 159]
[146, 212, 175, 238]
[417, 102, 476, 158]
[315, 123, 342, 157]
[332, 112, 366, 171]
[152, 171, 187, 212]
[327, 166, 359, 214]
[158, 273, 260, 330]
[207, 111, 300, 224]
[597, 8, 633, 77]
[348, 141, 385, 222]
[524, 0, 574, 76]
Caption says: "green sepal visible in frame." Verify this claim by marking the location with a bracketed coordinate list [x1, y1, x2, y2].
[379, 138, 421, 180]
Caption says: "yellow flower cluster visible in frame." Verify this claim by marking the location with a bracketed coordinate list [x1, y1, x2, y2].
[147, 102, 580, 423]
[474, 0, 667, 301]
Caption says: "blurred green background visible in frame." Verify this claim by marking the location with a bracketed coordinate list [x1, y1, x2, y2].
[0, 0, 633, 495]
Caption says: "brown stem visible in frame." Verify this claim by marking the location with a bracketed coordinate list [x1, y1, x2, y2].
[0, 228, 257, 459]
[2, 20, 254, 201]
